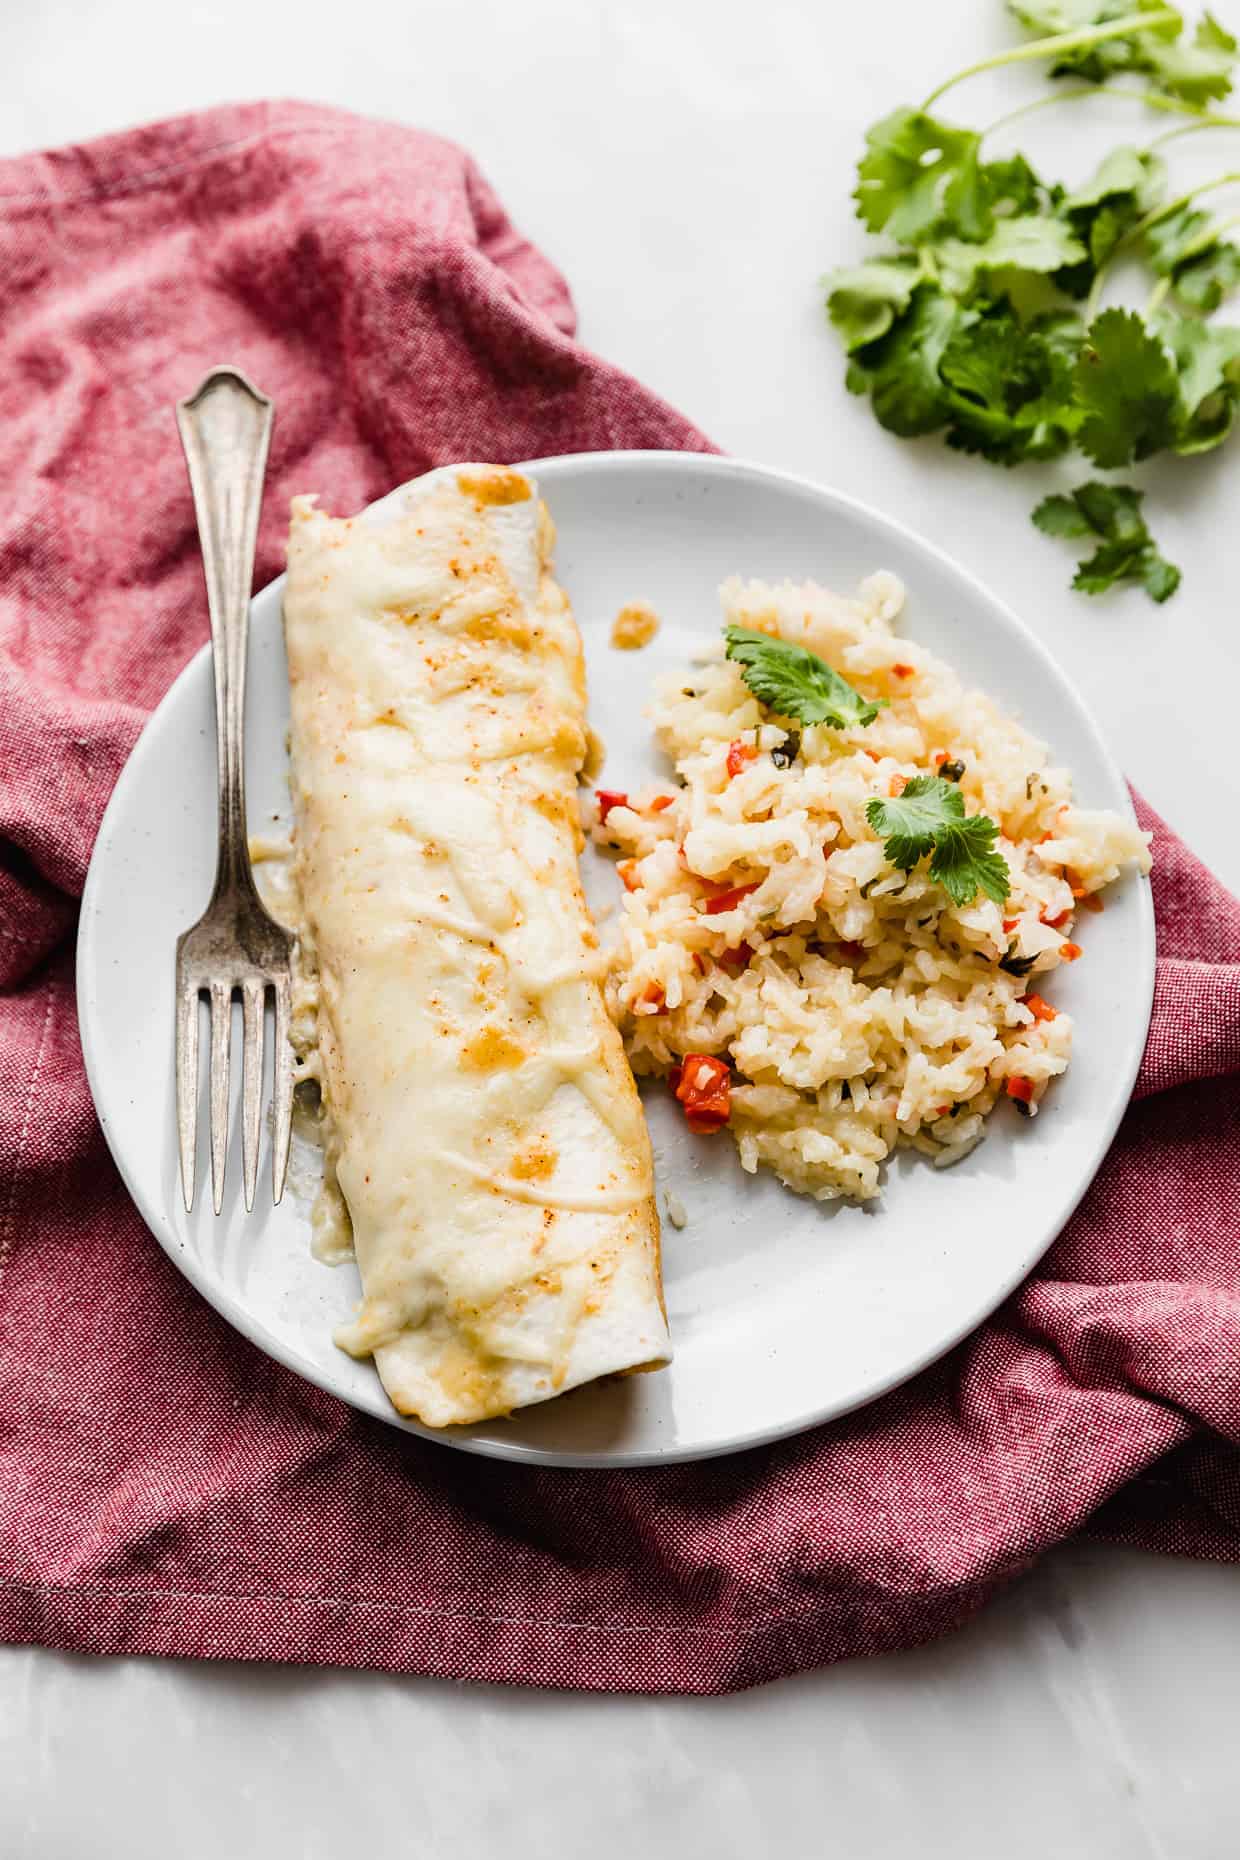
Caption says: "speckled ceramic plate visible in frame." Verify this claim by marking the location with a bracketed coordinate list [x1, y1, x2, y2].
[77, 453, 1154, 1466]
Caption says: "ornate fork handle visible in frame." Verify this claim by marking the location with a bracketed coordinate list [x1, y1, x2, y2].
[176, 368, 273, 904]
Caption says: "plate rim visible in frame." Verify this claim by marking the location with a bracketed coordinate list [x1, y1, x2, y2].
[76, 449, 1156, 1468]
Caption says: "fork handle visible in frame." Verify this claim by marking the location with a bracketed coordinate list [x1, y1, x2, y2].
[177, 368, 274, 902]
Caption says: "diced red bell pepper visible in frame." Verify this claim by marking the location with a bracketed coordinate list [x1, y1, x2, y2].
[596, 789, 629, 825]
[649, 794, 675, 813]
[1006, 1075, 1035, 1104]
[705, 882, 761, 915]
[1024, 993, 1057, 1023]
[726, 738, 759, 779]
[671, 1053, 731, 1132]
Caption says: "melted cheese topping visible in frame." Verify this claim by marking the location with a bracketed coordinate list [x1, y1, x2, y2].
[282, 465, 669, 1426]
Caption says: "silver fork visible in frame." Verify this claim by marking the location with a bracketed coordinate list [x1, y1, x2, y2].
[174, 366, 294, 1215]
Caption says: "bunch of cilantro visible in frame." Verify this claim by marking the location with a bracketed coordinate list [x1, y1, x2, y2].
[823, 1, 1240, 602]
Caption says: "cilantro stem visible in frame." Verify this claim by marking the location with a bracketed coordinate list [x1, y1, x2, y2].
[921, 10, 1180, 110]
[978, 84, 1097, 144]
[1084, 168, 1240, 320]
[980, 84, 1240, 149]
[1149, 114, 1240, 147]
[1145, 275, 1172, 315]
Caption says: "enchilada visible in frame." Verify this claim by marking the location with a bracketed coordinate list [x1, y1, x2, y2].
[281, 465, 669, 1427]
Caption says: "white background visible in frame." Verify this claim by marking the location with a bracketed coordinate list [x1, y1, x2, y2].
[5, 1, 1240, 1853]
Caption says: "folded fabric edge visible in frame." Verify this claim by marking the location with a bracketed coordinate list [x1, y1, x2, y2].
[0, 1563, 1029, 1696]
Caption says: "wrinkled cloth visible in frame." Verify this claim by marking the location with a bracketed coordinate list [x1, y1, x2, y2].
[1, 101, 1238, 1696]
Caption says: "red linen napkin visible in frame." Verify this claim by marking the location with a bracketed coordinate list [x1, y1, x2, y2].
[1, 102, 1238, 1696]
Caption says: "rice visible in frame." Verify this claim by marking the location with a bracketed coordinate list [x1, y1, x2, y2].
[590, 572, 1152, 1203]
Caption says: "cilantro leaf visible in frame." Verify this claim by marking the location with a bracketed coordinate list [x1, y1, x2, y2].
[1030, 492, 1091, 537]
[1146, 203, 1214, 272]
[853, 109, 983, 242]
[1146, 205, 1240, 311]
[934, 214, 1087, 296]
[1143, 12, 1238, 100]
[1072, 479, 1150, 539]
[976, 153, 1044, 220]
[1007, 2, 1235, 100]
[1200, 8, 1238, 52]
[929, 815, 1013, 909]
[850, 113, 1052, 250]
[865, 776, 1010, 907]
[1064, 146, 1164, 220]
[723, 626, 886, 730]
[867, 775, 968, 869]
[1032, 481, 1181, 600]
[1174, 239, 1240, 311]
[1073, 536, 1182, 601]
[1053, 147, 1166, 294]
[1074, 308, 1181, 466]
[1139, 550, 1183, 601]
[1155, 311, 1240, 451]
[823, 257, 925, 352]
[948, 150, 1051, 245]
[938, 307, 1081, 463]
[845, 284, 965, 437]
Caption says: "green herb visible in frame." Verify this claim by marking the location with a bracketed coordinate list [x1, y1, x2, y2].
[1032, 480, 1181, 597]
[1146, 202, 1240, 306]
[844, 284, 965, 436]
[825, 257, 926, 349]
[1055, 147, 1166, 295]
[1156, 310, 1240, 445]
[821, 2, 1240, 603]
[853, 109, 987, 242]
[1074, 307, 1182, 464]
[723, 626, 886, 730]
[1009, 2, 1236, 98]
[865, 776, 1011, 906]
[938, 305, 1083, 462]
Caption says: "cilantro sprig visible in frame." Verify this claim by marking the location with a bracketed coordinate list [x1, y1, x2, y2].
[1009, 2, 1236, 100]
[821, 3, 1240, 603]
[865, 777, 1011, 907]
[1032, 480, 1181, 596]
[724, 625, 886, 729]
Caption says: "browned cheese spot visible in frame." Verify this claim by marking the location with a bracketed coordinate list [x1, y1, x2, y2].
[455, 466, 533, 506]
[459, 1025, 527, 1072]
[509, 1142, 558, 1182]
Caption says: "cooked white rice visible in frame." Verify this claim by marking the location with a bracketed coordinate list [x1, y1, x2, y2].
[590, 572, 1152, 1202]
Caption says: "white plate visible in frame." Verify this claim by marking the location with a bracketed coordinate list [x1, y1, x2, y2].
[77, 453, 1154, 1467]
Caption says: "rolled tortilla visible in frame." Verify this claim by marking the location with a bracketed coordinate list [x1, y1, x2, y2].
[282, 464, 669, 1426]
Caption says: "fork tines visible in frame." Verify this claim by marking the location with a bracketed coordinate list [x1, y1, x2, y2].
[176, 950, 293, 1214]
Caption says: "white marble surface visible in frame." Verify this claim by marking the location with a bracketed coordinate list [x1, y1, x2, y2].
[5, 0, 1240, 1852]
